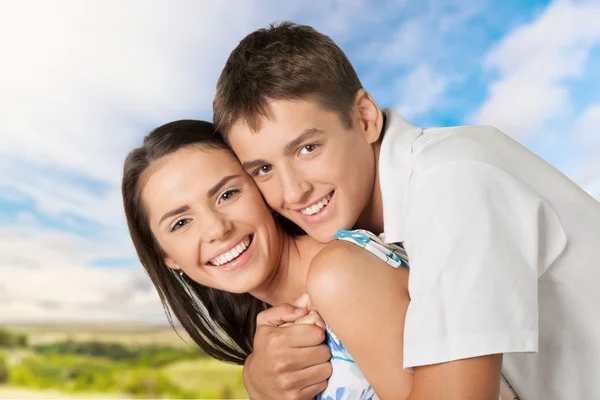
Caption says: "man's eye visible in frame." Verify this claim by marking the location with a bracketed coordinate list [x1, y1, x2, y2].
[254, 165, 272, 177]
[218, 189, 240, 204]
[299, 144, 317, 156]
[169, 218, 190, 232]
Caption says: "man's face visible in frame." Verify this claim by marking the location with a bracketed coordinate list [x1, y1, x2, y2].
[227, 97, 380, 243]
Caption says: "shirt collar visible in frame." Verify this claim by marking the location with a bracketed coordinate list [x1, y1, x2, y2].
[378, 108, 423, 243]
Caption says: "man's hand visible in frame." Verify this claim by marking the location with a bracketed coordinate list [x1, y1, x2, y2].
[243, 296, 332, 400]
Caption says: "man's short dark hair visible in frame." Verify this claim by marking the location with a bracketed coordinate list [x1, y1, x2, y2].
[213, 22, 363, 137]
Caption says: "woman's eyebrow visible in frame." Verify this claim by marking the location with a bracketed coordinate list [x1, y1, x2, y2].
[207, 174, 240, 197]
[159, 205, 190, 226]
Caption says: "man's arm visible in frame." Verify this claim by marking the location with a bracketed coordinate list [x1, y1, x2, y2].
[408, 355, 503, 400]
[400, 160, 566, 398]
[243, 303, 332, 400]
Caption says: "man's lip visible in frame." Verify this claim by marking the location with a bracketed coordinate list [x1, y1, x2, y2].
[294, 191, 335, 222]
[205, 234, 252, 264]
[293, 191, 334, 212]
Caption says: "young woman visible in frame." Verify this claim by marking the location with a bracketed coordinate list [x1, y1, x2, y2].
[122, 120, 412, 399]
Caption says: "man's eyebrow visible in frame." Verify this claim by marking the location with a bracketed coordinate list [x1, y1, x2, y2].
[207, 175, 240, 197]
[159, 205, 190, 226]
[283, 128, 324, 156]
[241, 128, 324, 172]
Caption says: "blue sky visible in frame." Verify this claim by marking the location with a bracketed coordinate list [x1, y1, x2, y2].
[1, 0, 599, 322]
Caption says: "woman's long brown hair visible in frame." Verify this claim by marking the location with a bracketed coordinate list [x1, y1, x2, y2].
[121, 120, 268, 364]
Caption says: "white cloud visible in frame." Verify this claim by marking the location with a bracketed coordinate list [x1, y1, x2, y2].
[395, 65, 448, 119]
[570, 104, 600, 199]
[364, 0, 484, 67]
[0, 0, 279, 322]
[0, 0, 396, 229]
[470, 0, 600, 136]
[0, 0, 268, 188]
[573, 104, 600, 147]
[469, 0, 600, 202]
[358, 0, 487, 116]
[0, 226, 162, 322]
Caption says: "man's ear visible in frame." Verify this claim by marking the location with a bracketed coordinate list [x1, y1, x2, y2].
[354, 89, 383, 144]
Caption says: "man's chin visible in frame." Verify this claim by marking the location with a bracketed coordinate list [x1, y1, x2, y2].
[282, 213, 338, 242]
[300, 224, 338, 243]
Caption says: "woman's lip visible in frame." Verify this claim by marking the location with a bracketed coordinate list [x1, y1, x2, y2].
[207, 234, 255, 272]
[206, 234, 252, 265]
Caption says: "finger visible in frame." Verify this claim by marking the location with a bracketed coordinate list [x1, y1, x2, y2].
[293, 361, 333, 397]
[283, 324, 328, 348]
[256, 304, 309, 327]
[285, 343, 331, 370]
[299, 380, 329, 400]
[292, 293, 312, 309]
[295, 310, 326, 330]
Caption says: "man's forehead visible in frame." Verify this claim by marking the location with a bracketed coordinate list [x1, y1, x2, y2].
[233, 98, 329, 132]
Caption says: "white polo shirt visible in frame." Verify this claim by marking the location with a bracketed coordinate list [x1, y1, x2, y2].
[378, 109, 600, 399]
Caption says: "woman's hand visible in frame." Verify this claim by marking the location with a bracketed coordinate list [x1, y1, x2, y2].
[280, 293, 326, 330]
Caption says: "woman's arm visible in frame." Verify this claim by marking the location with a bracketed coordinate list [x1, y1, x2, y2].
[307, 240, 413, 399]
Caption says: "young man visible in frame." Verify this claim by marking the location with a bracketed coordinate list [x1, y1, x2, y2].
[213, 22, 600, 400]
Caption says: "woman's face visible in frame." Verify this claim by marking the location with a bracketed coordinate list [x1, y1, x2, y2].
[141, 145, 282, 294]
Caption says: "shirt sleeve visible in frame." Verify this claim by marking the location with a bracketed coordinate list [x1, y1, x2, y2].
[402, 160, 566, 369]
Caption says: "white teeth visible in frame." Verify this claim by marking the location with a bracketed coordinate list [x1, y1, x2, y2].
[210, 236, 251, 266]
[301, 193, 332, 216]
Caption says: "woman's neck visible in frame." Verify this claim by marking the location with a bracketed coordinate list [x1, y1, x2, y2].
[251, 233, 326, 306]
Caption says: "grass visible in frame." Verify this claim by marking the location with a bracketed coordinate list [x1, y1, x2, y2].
[3, 348, 37, 367]
[0, 385, 124, 399]
[1, 323, 248, 399]
[163, 358, 247, 399]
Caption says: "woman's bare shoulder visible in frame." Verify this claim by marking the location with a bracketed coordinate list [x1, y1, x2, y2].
[307, 239, 408, 308]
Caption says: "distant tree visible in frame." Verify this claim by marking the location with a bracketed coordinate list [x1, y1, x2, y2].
[16, 334, 28, 347]
[0, 329, 13, 347]
[34, 340, 203, 366]
[0, 329, 28, 348]
[0, 352, 8, 383]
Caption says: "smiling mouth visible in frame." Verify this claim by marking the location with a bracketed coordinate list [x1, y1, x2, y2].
[300, 192, 333, 216]
[208, 235, 253, 266]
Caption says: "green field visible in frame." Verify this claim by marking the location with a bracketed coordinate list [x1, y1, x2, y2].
[164, 359, 246, 399]
[0, 323, 248, 399]
[4, 323, 194, 347]
[0, 386, 124, 399]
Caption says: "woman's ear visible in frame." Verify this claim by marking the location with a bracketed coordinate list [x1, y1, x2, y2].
[164, 256, 179, 271]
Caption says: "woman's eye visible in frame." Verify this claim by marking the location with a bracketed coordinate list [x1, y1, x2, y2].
[218, 188, 240, 204]
[169, 218, 190, 232]
[299, 144, 317, 156]
[254, 165, 272, 177]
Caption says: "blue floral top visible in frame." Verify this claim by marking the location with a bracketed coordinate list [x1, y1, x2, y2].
[316, 229, 409, 400]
